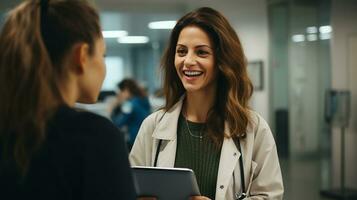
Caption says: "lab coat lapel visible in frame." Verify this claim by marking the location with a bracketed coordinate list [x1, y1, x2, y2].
[151, 97, 184, 167]
[215, 125, 240, 200]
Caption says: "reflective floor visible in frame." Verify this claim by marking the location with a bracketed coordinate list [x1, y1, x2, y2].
[280, 157, 332, 200]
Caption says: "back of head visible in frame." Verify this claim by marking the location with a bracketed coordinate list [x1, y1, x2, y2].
[0, 0, 101, 175]
[118, 78, 146, 98]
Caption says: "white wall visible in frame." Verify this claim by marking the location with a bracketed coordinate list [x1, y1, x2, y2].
[232, 1, 270, 124]
[331, 0, 357, 189]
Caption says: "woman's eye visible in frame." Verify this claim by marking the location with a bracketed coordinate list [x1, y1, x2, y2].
[197, 50, 209, 56]
[176, 49, 186, 56]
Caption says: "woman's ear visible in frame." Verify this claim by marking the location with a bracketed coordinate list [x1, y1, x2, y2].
[72, 43, 90, 74]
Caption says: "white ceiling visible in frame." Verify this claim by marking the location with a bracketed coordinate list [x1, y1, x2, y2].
[1, 0, 261, 47]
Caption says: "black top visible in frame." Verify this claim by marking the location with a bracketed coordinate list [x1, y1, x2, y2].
[0, 105, 136, 200]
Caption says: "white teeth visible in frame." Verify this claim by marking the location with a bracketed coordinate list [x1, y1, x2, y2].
[183, 71, 203, 77]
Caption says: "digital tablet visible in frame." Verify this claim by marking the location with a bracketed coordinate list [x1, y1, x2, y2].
[132, 166, 201, 200]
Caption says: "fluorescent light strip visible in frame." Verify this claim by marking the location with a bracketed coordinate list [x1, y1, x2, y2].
[319, 25, 332, 34]
[102, 30, 128, 38]
[292, 34, 305, 42]
[117, 36, 149, 44]
[307, 34, 318, 41]
[319, 33, 331, 40]
[148, 21, 177, 29]
[306, 26, 318, 34]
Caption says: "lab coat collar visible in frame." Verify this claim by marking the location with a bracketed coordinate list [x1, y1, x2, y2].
[152, 96, 185, 140]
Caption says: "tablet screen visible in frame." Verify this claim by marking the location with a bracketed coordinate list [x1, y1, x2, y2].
[132, 166, 201, 200]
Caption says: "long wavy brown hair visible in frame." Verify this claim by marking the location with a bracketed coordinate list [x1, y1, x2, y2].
[161, 7, 253, 145]
[0, 0, 101, 175]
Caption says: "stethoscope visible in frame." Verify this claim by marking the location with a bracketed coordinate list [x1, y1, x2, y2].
[153, 112, 247, 200]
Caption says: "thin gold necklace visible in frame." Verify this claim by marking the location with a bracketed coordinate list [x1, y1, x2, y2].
[183, 110, 204, 139]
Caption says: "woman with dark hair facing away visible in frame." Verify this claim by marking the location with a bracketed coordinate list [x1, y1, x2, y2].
[0, 1, 136, 199]
[130, 7, 283, 200]
[111, 78, 151, 150]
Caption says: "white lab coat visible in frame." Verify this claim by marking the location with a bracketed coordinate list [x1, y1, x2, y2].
[130, 97, 283, 200]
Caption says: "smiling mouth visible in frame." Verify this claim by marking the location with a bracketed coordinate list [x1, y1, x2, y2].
[183, 70, 203, 77]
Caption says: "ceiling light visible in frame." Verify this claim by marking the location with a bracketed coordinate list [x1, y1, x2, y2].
[102, 30, 128, 38]
[319, 25, 332, 34]
[319, 33, 331, 40]
[306, 26, 318, 34]
[307, 34, 318, 41]
[292, 34, 305, 43]
[148, 21, 177, 29]
[117, 36, 150, 44]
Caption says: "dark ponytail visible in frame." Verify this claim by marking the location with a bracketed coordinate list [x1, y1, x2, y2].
[0, 0, 101, 176]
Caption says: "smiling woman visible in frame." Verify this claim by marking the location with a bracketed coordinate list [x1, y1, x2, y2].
[130, 7, 284, 200]
[175, 26, 216, 94]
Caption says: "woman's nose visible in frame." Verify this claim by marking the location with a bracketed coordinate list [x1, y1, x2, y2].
[183, 52, 196, 66]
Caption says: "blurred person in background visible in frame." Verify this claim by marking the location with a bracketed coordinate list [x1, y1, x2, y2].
[130, 7, 283, 200]
[110, 78, 151, 150]
[0, 0, 136, 199]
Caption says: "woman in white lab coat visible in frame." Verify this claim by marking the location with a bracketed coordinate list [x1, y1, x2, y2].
[130, 7, 283, 200]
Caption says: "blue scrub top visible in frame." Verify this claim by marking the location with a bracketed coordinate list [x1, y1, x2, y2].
[111, 97, 151, 145]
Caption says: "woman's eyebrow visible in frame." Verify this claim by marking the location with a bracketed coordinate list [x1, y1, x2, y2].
[176, 44, 212, 49]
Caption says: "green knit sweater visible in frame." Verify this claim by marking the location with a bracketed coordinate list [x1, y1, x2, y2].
[174, 114, 222, 199]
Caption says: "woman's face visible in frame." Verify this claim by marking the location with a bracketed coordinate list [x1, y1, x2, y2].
[78, 37, 106, 103]
[174, 26, 217, 94]
[118, 88, 131, 101]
